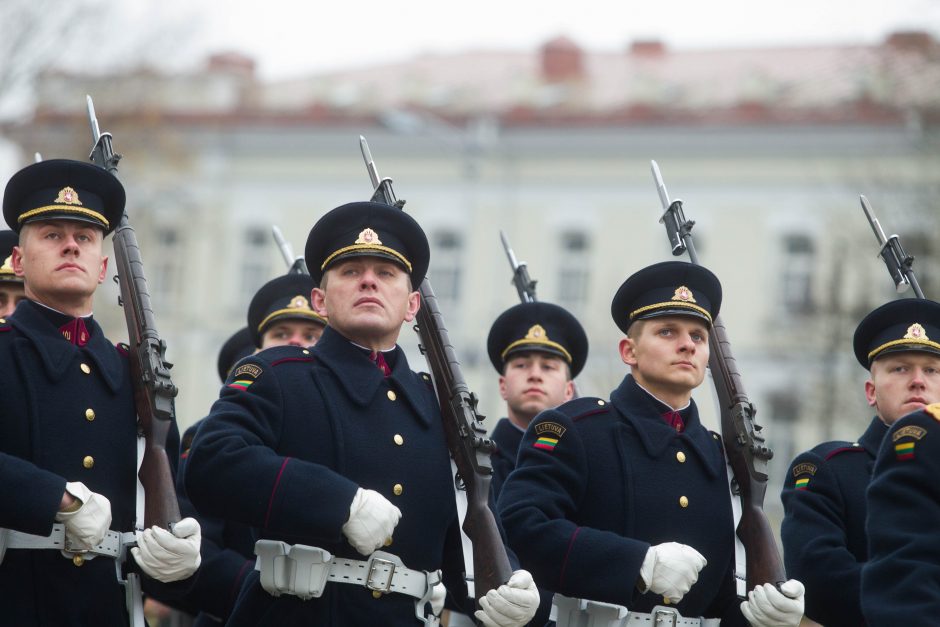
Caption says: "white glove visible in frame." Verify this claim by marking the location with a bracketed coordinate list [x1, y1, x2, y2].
[131, 517, 202, 582]
[741, 580, 804, 627]
[638, 542, 707, 603]
[54, 481, 112, 551]
[430, 580, 446, 616]
[474, 569, 540, 627]
[341, 488, 402, 556]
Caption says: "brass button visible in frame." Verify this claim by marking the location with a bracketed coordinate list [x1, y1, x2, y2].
[73, 554, 85, 567]
[0, 317, 5, 323]
[302, 349, 310, 355]
[394, 434, 404, 446]
[676, 451, 686, 463]
[393, 483, 403, 496]
[83, 456, 95, 469]
[597, 400, 606, 406]
[422, 374, 430, 381]
[679, 496, 689, 508]
[80, 363, 91, 374]
[372, 590, 383, 599]
[85, 409, 96, 421]
[387, 390, 397, 401]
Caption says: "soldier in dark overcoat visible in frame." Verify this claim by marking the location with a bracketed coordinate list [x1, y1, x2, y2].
[184, 201, 540, 626]
[780, 298, 940, 626]
[498, 260, 805, 627]
[0, 159, 201, 626]
[862, 403, 940, 623]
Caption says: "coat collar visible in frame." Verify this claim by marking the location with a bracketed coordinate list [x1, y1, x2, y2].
[10, 299, 124, 393]
[313, 326, 434, 426]
[859, 416, 890, 457]
[610, 374, 723, 478]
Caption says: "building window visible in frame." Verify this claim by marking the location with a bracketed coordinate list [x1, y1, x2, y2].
[239, 227, 270, 304]
[781, 234, 815, 314]
[428, 230, 462, 306]
[558, 230, 590, 308]
[149, 226, 181, 305]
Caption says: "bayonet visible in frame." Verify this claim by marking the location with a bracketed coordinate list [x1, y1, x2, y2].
[860, 194, 923, 297]
[499, 230, 536, 303]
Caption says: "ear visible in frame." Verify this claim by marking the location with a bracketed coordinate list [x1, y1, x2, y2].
[498, 374, 509, 401]
[864, 378, 877, 408]
[311, 287, 327, 316]
[563, 379, 575, 402]
[619, 337, 637, 366]
[11, 246, 24, 277]
[97, 255, 109, 284]
[403, 289, 421, 322]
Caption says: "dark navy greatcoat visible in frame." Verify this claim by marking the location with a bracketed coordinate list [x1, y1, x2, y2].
[0, 300, 139, 626]
[490, 417, 524, 501]
[862, 406, 940, 623]
[184, 325, 469, 626]
[498, 374, 745, 624]
[175, 419, 256, 626]
[780, 416, 887, 626]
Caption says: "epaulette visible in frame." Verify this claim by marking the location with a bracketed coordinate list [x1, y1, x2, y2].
[115, 342, 129, 356]
[261, 344, 315, 367]
[554, 396, 611, 422]
[821, 441, 865, 461]
[418, 372, 433, 388]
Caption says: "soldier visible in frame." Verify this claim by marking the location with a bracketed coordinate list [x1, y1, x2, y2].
[486, 301, 588, 500]
[0, 229, 26, 317]
[498, 260, 804, 626]
[178, 276, 327, 625]
[185, 201, 539, 626]
[0, 159, 201, 626]
[780, 297, 940, 625]
[862, 402, 940, 621]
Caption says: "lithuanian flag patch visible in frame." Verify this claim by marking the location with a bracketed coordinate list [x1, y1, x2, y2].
[532, 421, 566, 452]
[534, 436, 559, 451]
[795, 477, 810, 490]
[894, 441, 915, 461]
[227, 379, 254, 391]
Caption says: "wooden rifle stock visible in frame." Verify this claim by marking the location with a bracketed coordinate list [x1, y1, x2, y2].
[87, 96, 180, 530]
[360, 136, 512, 602]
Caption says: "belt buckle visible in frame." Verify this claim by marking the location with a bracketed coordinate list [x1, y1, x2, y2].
[653, 607, 679, 627]
[367, 556, 397, 593]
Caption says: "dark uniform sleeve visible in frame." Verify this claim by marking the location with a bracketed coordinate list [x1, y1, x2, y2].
[184, 353, 360, 542]
[498, 409, 649, 607]
[780, 449, 864, 625]
[0, 452, 65, 535]
[862, 410, 940, 623]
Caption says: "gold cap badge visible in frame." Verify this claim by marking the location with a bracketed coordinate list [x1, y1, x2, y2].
[525, 324, 546, 340]
[672, 286, 696, 303]
[1, 255, 13, 274]
[355, 228, 382, 246]
[905, 323, 928, 341]
[54, 187, 82, 206]
[288, 295, 312, 310]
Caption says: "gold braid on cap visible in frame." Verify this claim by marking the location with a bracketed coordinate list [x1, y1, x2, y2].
[257, 305, 327, 333]
[18, 205, 109, 229]
[320, 244, 412, 273]
[500, 324, 573, 363]
[868, 338, 940, 362]
[629, 301, 712, 324]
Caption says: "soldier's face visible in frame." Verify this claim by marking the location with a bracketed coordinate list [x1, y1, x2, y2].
[312, 257, 419, 348]
[866, 352, 940, 425]
[500, 352, 574, 427]
[0, 283, 26, 317]
[261, 320, 325, 349]
[12, 221, 108, 307]
[619, 316, 710, 401]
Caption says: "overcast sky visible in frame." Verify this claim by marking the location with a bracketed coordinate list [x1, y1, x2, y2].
[147, 0, 939, 79]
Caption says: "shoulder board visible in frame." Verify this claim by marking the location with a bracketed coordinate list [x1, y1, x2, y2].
[822, 442, 865, 461]
[925, 403, 940, 422]
[254, 344, 315, 367]
[554, 396, 611, 421]
[0, 316, 11, 331]
[418, 372, 433, 388]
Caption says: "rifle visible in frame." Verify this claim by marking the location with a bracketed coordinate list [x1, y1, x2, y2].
[860, 195, 925, 299]
[650, 160, 785, 592]
[360, 136, 512, 603]
[272, 225, 309, 275]
[499, 231, 537, 303]
[86, 95, 181, 531]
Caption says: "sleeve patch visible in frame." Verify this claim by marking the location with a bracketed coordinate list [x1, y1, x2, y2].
[791, 462, 817, 477]
[533, 422, 566, 452]
[892, 425, 927, 442]
[893, 440, 916, 461]
[233, 363, 263, 379]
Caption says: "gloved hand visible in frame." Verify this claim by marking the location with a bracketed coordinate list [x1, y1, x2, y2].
[638, 542, 707, 603]
[54, 481, 112, 551]
[741, 580, 805, 627]
[474, 570, 540, 627]
[430, 580, 446, 616]
[341, 488, 402, 556]
[131, 517, 202, 582]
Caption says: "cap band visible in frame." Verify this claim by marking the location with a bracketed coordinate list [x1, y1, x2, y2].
[501, 337, 573, 364]
[320, 243, 412, 273]
[868, 338, 940, 362]
[629, 300, 713, 324]
[18, 205, 110, 229]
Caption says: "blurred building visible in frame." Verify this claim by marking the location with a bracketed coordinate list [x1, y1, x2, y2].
[3, 33, 939, 523]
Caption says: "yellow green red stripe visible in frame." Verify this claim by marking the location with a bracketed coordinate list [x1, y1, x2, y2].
[894, 441, 915, 460]
[795, 478, 810, 490]
[534, 437, 559, 451]
[228, 379, 253, 391]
